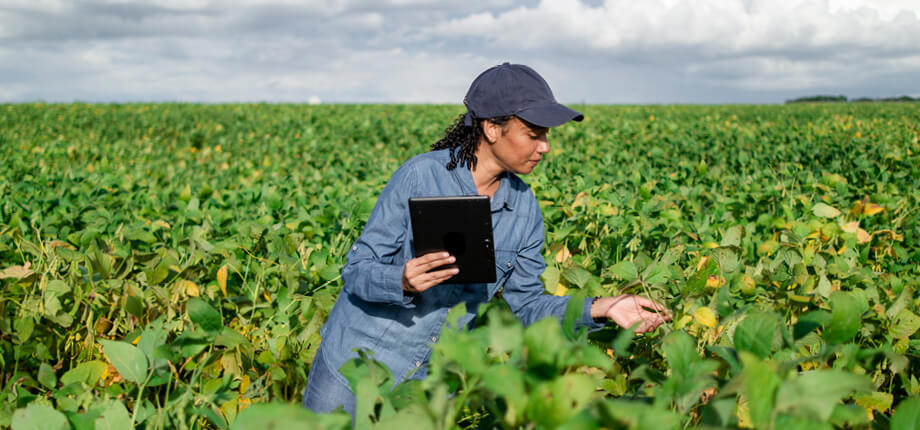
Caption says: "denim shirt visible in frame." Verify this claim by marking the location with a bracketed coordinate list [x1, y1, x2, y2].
[317, 149, 604, 386]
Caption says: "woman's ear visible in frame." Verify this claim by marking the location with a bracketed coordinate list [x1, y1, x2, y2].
[481, 120, 499, 144]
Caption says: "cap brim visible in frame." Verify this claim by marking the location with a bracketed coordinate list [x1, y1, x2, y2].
[516, 103, 584, 128]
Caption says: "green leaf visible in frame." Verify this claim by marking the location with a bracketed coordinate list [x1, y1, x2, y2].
[562, 265, 591, 288]
[891, 397, 920, 430]
[45, 279, 71, 295]
[483, 365, 527, 423]
[186, 298, 223, 333]
[812, 203, 841, 218]
[612, 325, 636, 358]
[100, 340, 148, 384]
[829, 404, 871, 427]
[231, 402, 349, 430]
[125, 296, 145, 319]
[60, 360, 107, 387]
[13, 317, 33, 344]
[526, 374, 595, 426]
[890, 309, 920, 339]
[94, 401, 132, 430]
[610, 260, 637, 281]
[37, 363, 56, 389]
[823, 291, 866, 344]
[774, 370, 872, 421]
[793, 310, 830, 340]
[740, 352, 780, 429]
[561, 291, 585, 339]
[643, 262, 670, 285]
[734, 313, 777, 359]
[774, 414, 834, 430]
[720, 225, 744, 247]
[599, 400, 682, 430]
[215, 327, 252, 351]
[541, 265, 560, 293]
[661, 331, 697, 380]
[11, 403, 69, 430]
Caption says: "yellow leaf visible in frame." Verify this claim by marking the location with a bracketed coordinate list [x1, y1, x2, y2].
[184, 280, 200, 297]
[217, 265, 228, 297]
[131, 336, 141, 345]
[863, 203, 884, 216]
[705, 275, 723, 288]
[555, 246, 571, 263]
[263, 291, 272, 303]
[674, 314, 693, 330]
[240, 374, 251, 394]
[694, 307, 718, 328]
[703, 242, 719, 249]
[740, 275, 756, 295]
[554, 283, 568, 296]
[736, 397, 753, 429]
[153, 220, 171, 229]
[571, 191, 588, 209]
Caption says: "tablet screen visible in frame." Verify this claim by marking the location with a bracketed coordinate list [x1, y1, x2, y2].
[409, 196, 496, 284]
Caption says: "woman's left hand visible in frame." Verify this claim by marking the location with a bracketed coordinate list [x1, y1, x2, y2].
[591, 295, 672, 334]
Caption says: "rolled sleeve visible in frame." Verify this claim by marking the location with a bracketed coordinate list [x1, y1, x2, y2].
[340, 164, 418, 308]
[502, 199, 604, 332]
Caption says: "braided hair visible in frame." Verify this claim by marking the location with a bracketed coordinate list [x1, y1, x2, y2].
[431, 113, 511, 170]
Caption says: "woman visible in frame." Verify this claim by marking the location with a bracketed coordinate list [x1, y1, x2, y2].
[302, 63, 670, 416]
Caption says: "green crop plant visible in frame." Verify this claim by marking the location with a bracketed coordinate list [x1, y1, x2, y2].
[1, 103, 919, 429]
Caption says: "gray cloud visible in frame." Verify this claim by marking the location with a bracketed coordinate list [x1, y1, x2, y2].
[0, 0, 917, 103]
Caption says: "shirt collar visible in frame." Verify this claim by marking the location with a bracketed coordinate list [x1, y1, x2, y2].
[450, 164, 515, 213]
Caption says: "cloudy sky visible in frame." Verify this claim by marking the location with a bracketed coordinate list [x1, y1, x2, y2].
[1, 0, 918, 103]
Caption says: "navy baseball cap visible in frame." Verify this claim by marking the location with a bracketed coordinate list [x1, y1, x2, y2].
[462, 62, 583, 128]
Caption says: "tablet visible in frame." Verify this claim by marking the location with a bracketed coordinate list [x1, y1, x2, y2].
[409, 195, 496, 284]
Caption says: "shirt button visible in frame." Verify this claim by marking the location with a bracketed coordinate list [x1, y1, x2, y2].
[352, 246, 358, 251]
[431, 336, 437, 342]
[506, 262, 512, 268]
[415, 361, 421, 367]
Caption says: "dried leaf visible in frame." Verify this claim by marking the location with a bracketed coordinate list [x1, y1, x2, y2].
[0, 262, 34, 280]
[555, 246, 571, 263]
[841, 222, 872, 244]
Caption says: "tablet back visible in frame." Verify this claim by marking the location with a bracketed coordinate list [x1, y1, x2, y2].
[409, 195, 496, 284]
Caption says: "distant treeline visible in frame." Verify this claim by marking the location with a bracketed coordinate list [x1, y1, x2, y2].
[786, 94, 919, 104]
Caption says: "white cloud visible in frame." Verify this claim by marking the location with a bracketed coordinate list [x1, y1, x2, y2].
[427, 0, 920, 92]
[431, 0, 920, 55]
[0, 0, 917, 103]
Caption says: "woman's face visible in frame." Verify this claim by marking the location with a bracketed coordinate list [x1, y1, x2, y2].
[483, 117, 550, 175]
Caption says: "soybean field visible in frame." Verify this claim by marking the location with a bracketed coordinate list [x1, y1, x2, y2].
[1, 103, 919, 429]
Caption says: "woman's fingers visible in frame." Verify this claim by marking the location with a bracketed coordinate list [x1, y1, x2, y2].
[630, 296, 673, 321]
[417, 267, 459, 288]
[411, 252, 456, 275]
[403, 253, 458, 293]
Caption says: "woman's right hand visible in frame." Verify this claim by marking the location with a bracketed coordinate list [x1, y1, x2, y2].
[402, 252, 458, 294]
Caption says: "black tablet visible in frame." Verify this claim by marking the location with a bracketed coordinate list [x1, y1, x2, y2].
[408, 195, 496, 284]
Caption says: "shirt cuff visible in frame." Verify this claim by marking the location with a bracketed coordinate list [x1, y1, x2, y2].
[380, 263, 416, 308]
[580, 296, 606, 331]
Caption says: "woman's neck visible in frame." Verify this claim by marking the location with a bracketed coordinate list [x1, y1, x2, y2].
[470, 148, 504, 198]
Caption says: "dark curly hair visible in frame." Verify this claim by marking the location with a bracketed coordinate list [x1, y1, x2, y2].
[431, 114, 511, 170]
